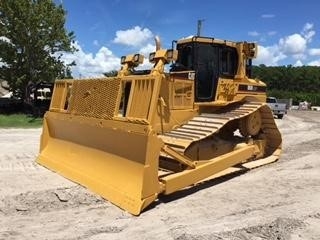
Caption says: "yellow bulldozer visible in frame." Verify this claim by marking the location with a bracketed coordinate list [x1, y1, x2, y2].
[37, 35, 282, 215]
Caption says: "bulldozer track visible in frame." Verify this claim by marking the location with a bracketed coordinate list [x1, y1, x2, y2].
[158, 102, 281, 158]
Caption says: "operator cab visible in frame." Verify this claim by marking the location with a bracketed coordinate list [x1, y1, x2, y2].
[171, 37, 239, 102]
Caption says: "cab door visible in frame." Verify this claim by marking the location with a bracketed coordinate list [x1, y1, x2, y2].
[194, 43, 219, 102]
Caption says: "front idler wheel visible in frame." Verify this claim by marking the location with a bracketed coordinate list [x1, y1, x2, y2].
[239, 110, 262, 137]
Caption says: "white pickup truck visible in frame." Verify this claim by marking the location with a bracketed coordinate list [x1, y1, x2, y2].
[266, 97, 287, 119]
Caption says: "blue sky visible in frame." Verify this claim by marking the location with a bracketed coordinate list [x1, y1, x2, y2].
[57, 0, 320, 77]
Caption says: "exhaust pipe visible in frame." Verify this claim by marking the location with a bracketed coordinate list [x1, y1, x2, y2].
[155, 36, 161, 51]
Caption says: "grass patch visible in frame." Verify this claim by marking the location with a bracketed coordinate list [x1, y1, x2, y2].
[0, 114, 43, 128]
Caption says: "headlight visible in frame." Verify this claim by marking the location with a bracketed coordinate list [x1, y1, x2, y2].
[120, 56, 126, 64]
[166, 49, 177, 61]
[134, 54, 144, 64]
[149, 52, 156, 63]
[167, 49, 173, 58]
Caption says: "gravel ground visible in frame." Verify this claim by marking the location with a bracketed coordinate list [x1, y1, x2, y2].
[0, 110, 320, 240]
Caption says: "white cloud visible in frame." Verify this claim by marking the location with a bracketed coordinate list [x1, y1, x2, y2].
[301, 22, 315, 42]
[113, 26, 153, 47]
[129, 44, 156, 70]
[139, 43, 156, 56]
[93, 40, 99, 46]
[261, 14, 275, 18]
[304, 29, 315, 43]
[307, 60, 320, 66]
[279, 33, 307, 55]
[254, 23, 317, 66]
[60, 41, 157, 77]
[61, 41, 120, 77]
[59, 26, 160, 77]
[254, 45, 286, 66]
[136, 58, 154, 70]
[294, 60, 303, 66]
[293, 54, 307, 61]
[309, 48, 320, 56]
[248, 31, 260, 37]
[267, 31, 277, 36]
[248, 31, 276, 41]
[303, 22, 313, 32]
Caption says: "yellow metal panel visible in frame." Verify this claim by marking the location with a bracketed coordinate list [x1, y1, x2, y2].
[161, 146, 255, 194]
[38, 113, 163, 215]
[69, 79, 120, 120]
[171, 80, 194, 109]
[50, 80, 73, 111]
[127, 79, 154, 119]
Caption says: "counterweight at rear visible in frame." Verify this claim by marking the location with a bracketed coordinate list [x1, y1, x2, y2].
[37, 36, 282, 215]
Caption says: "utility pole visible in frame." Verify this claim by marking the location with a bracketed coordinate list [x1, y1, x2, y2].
[197, 19, 205, 36]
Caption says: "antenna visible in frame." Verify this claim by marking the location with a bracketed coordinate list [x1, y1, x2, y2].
[197, 19, 205, 36]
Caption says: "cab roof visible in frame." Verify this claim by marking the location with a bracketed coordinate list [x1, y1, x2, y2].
[177, 36, 240, 48]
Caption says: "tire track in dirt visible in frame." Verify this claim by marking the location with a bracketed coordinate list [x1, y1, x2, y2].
[0, 153, 39, 172]
[59, 225, 126, 240]
[282, 138, 320, 161]
[173, 217, 305, 240]
[0, 186, 106, 216]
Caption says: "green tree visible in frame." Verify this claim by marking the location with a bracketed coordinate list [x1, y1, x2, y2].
[252, 65, 320, 105]
[0, 0, 76, 100]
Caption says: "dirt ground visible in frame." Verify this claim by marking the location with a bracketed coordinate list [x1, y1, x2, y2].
[0, 110, 320, 240]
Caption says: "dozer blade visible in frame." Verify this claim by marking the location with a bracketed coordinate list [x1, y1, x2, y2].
[37, 76, 165, 215]
[37, 112, 163, 215]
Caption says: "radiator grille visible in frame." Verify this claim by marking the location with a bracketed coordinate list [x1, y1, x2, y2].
[69, 78, 120, 120]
